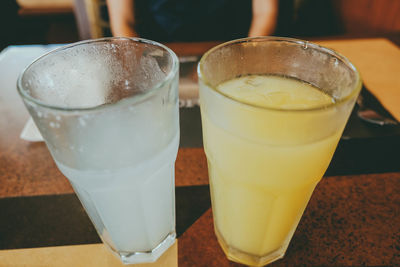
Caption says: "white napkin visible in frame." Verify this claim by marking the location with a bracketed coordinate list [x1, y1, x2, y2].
[20, 117, 43, 142]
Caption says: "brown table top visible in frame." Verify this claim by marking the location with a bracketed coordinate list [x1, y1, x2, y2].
[0, 38, 399, 266]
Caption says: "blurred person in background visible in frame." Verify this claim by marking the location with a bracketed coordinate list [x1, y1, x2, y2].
[106, 0, 278, 42]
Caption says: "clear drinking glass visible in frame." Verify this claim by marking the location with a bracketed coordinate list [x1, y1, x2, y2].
[17, 37, 180, 264]
[198, 37, 362, 266]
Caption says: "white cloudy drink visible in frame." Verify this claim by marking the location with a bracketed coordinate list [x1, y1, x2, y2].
[17, 38, 180, 264]
[56, 132, 179, 256]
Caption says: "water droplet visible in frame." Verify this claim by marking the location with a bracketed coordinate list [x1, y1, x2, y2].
[49, 122, 56, 128]
[124, 80, 131, 90]
[111, 43, 117, 53]
[55, 115, 61, 121]
[334, 58, 339, 66]
[79, 118, 86, 126]
[37, 111, 43, 118]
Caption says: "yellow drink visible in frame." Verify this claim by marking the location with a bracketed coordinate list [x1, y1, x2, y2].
[198, 37, 361, 266]
[201, 75, 343, 265]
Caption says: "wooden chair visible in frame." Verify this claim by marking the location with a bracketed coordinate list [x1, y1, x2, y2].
[73, 0, 111, 39]
[333, 0, 400, 35]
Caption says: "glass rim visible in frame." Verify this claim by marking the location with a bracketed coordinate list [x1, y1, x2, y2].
[17, 37, 179, 112]
[197, 36, 362, 112]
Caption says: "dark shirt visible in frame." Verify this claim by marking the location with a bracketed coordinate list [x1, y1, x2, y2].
[132, 0, 341, 42]
[134, 0, 252, 42]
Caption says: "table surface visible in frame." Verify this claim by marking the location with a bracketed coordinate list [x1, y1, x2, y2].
[0, 37, 399, 266]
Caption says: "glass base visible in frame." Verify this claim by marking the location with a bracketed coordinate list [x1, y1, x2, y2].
[106, 232, 176, 265]
[215, 228, 288, 266]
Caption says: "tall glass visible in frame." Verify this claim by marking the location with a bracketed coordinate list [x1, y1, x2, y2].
[198, 37, 361, 266]
[17, 37, 179, 264]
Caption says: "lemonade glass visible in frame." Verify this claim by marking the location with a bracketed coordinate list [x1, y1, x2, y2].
[198, 37, 361, 266]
